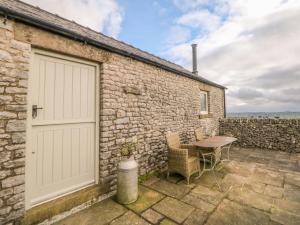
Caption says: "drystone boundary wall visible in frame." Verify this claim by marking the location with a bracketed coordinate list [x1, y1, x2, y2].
[219, 118, 300, 152]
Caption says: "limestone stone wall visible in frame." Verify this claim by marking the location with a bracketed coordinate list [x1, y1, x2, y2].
[100, 59, 225, 191]
[0, 19, 30, 224]
[220, 118, 300, 152]
[0, 17, 224, 223]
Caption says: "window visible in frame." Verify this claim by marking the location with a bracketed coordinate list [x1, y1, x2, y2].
[200, 91, 208, 114]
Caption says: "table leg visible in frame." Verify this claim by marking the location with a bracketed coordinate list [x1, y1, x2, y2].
[198, 152, 205, 178]
[221, 143, 233, 162]
[197, 151, 218, 177]
[227, 143, 231, 160]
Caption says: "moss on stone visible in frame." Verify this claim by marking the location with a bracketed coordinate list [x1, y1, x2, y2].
[138, 171, 160, 184]
[126, 186, 165, 214]
[22, 185, 106, 225]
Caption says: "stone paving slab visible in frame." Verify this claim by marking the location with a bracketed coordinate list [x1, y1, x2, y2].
[285, 173, 300, 187]
[283, 187, 300, 202]
[218, 173, 247, 192]
[142, 176, 161, 186]
[249, 168, 284, 187]
[229, 154, 250, 162]
[275, 152, 291, 160]
[243, 180, 266, 193]
[270, 208, 300, 225]
[264, 185, 284, 199]
[152, 197, 194, 224]
[284, 183, 300, 192]
[141, 208, 164, 224]
[251, 150, 276, 160]
[127, 186, 165, 213]
[190, 185, 224, 205]
[110, 211, 150, 225]
[248, 156, 271, 165]
[177, 179, 196, 189]
[145, 179, 191, 199]
[274, 199, 300, 215]
[269, 160, 299, 172]
[54, 199, 127, 225]
[220, 160, 256, 177]
[228, 186, 275, 212]
[159, 218, 178, 225]
[294, 153, 300, 160]
[205, 199, 271, 225]
[181, 193, 215, 213]
[183, 209, 208, 225]
[193, 170, 224, 188]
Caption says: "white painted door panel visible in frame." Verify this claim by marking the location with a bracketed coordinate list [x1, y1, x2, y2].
[27, 52, 97, 207]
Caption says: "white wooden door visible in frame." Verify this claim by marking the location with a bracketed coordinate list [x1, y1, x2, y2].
[26, 50, 98, 208]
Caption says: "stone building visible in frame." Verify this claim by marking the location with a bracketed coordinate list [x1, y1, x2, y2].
[0, 0, 225, 224]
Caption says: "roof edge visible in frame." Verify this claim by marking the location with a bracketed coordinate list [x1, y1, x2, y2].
[0, 6, 226, 89]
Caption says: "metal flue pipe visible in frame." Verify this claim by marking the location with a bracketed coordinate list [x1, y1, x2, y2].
[191, 44, 198, 75]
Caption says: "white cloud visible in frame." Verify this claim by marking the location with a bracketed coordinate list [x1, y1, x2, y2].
[177, 10, 221, 31]
[23, 0, 123, 38]
[228, 88, 263, 100]
[164, 0, 300, 112]
[165, 26, 191, 45]
[172, 0, 211, 11]
[153, 1, 168, 16]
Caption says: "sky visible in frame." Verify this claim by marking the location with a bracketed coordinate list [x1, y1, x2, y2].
[23, 0, 300, 113]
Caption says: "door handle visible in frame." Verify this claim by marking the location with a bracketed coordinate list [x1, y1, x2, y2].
[32, 105, 43, 118]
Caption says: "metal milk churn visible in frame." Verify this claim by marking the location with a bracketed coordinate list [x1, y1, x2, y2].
[117, 156, 138, 204]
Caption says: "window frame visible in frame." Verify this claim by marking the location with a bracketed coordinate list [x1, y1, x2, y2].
[200, 91, 208, 115]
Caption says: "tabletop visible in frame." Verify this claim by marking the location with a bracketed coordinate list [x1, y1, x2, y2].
[193, 136, 237, 148]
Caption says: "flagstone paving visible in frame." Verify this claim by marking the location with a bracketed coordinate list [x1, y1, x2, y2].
[126, 186, 165, 213]
[181, 193, 215, 213]
[152, 197, 194, 223]
[54, 147, 300, 225]
[160, 218, 177, 225]
[141, 209, 164, 224]
[183, 209, 208, 225]
[110, 211, 150, 225]
[205, 199, 271, 225]
[54, 199, 127, 225]
[144, 179, 191, 199]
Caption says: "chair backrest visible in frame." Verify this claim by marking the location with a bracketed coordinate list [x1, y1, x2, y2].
[211, 130, 216, 137]
[166, 132, 181, 148]
[195, 128, 205, 141]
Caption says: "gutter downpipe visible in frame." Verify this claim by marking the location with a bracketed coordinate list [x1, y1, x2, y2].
[223, 89, 226, 118]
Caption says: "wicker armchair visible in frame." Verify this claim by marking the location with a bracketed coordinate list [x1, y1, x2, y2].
[166, 132, 200, 184]
[195, 128, 209, 141]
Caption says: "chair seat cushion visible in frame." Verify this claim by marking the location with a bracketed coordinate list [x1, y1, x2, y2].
[188, 156, 200, 174]
[188, 156, 198, 163]
[200, 148, 214, 154]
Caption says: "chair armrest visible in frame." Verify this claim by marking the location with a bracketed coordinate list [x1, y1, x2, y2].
[180, 144, 199, 157]
[169, 147, 188, 158]
[181, 144, 197, 150]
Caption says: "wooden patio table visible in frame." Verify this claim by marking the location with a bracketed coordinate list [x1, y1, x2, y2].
[193, 136, 237, 160]
[192, 136, 237, 187]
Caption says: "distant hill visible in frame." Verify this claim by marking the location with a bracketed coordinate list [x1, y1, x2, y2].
[227, 112, 300, 119]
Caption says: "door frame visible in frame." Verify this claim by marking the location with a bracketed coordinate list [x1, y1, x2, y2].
[25, 48, 100, 210]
